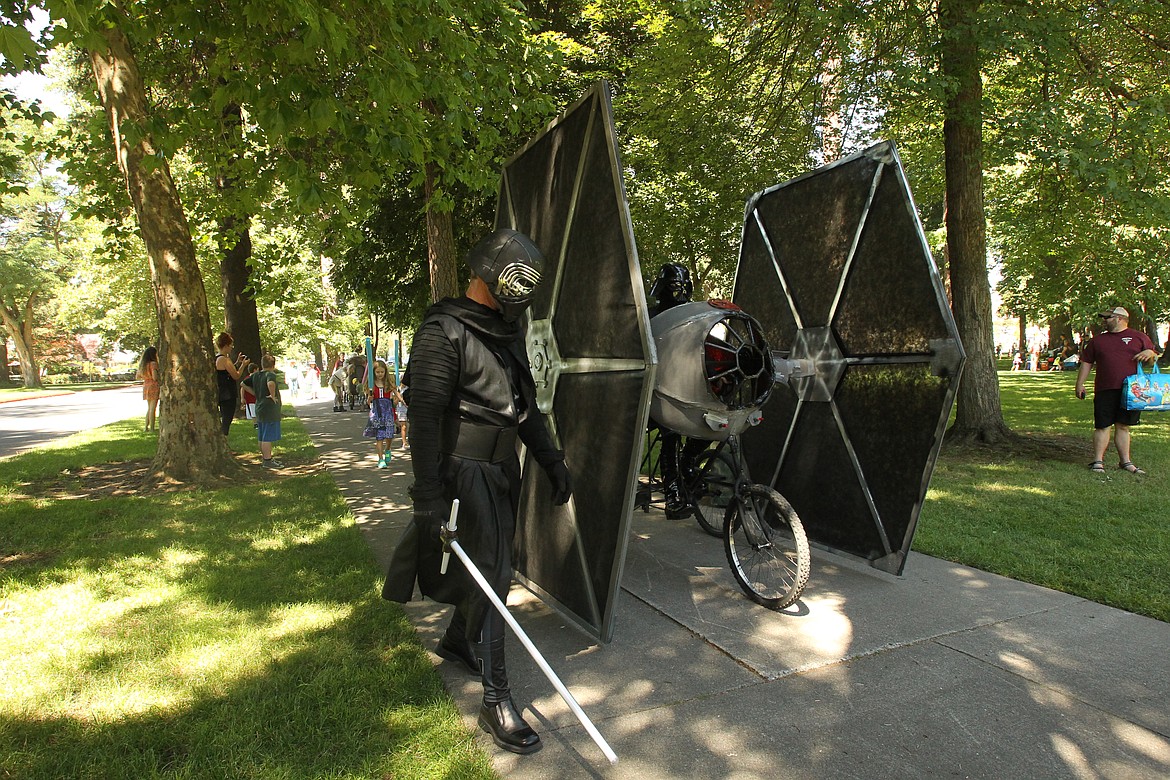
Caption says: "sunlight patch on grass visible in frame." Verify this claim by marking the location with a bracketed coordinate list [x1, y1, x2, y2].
[1, 582, 179, 714]
[249, 518, 349, 551]
[264, 602, 354, 640]
[158, 545, 206, 569]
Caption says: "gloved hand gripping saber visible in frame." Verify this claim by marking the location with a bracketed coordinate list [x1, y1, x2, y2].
[440, 499, 618, 765]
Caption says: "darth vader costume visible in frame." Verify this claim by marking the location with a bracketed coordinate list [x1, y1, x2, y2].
[383, 228, 572, 755]
[648, 263, 710, 517]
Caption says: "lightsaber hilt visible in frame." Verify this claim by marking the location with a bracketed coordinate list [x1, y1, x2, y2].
[439, 499, 460, 575]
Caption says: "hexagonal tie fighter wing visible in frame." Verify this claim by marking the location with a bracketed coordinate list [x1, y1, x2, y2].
[734, 141, 965, 575]
[497, 82, 657, 642]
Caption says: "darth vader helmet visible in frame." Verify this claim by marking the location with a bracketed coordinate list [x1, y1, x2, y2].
[650, 263, 693, 307]
[466, 228, 545, 322]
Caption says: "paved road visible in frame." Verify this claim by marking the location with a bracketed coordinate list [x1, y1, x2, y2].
[0, 386, 143, 459]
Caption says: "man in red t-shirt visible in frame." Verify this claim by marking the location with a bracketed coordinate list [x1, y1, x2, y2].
[1075, 306, 1160, 475]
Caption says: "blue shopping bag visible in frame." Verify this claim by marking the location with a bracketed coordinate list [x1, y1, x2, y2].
[1122, 363, 1170, 411]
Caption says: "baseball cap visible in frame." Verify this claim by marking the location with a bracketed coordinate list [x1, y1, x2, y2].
[1098, 306, 1129, 319]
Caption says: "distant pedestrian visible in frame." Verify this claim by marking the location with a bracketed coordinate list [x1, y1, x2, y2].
[138, 345, 160, 431]
[328, 361, 347, 411]
[252, 354, 283, 468]
[1075, 306, 1160, 475]
[363, 359, 402, 468]
[287, 360, 301, 400]
[214, 332, 248, 436]
[396, 383, 409, 449]
[307, 363, 321, 399]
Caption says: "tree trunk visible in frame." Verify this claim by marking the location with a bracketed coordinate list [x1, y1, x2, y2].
[1139, 299, 1159, 343]
[1017, 314, 1027, 360]
[219, 218, 260, 362]
[0, 340, 8, 386]
[1048, 312, 1074, 355]
[424, 160, 460, 302]
[217, 100, 262, 367]
[940, 0, 1011, 443]
[89, 25, 239, 484]
[1, 294, 42, 388]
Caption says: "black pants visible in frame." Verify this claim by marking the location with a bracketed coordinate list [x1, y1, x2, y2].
[661, 429, 710, 485]
[218, 398, 236, 435]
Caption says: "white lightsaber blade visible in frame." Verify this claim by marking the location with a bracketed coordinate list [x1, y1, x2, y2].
[441, 500, 617, 765]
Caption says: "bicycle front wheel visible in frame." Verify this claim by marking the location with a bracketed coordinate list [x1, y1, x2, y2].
[691, 449, 736, 537]
[724, 484, 810, 610]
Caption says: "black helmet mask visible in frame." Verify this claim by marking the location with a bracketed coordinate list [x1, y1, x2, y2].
[466, 228, 546, 322]
[650, 263, 693, 306]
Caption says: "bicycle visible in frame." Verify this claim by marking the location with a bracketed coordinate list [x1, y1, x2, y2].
[345, 376, 369, 411]
[637, 427, 810, 610]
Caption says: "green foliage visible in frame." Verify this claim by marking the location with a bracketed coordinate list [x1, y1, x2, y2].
[335, 174, 495, 332]
[28, 0, 564, 360]
[982, 5, 1170, 331]
[248, 221, 370, 361]
[0, 100, 104, 380]
[4, 0, 1168, 399]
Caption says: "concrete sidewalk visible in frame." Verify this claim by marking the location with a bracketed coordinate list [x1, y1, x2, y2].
[299, 396, 1170, 779]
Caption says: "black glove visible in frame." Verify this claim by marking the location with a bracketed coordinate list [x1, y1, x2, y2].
[545, 460, 572, 505]
[412, 497, 448, 544]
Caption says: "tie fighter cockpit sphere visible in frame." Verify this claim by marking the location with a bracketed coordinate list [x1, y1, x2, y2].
[650, 300, 775, 441]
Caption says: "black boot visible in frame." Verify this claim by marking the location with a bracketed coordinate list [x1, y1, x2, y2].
[436, 635, 479, 676]
[478, 698, 541, 754]
[437, 612, 479, 675]
[473, 612, 539, 753]
[664, 479, 690, 519]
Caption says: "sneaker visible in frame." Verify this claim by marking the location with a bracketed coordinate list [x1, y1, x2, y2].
[262, 458, 284, 468]
[377, 457, 387, 469]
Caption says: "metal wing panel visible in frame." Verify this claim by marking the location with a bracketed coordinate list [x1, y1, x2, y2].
[748, 155, 881, 328]
[512, 370, 646, 633]
[735, 214, 799, 350]
[772, 399, 888, 558]
[833, 363, 954, 555]
[552, 112, 645, 360]
[497, 81, 655, 642]
[834, 162, 951, 355]
[735, 141, 965, 575]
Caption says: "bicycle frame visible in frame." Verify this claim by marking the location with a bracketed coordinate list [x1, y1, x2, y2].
[719, 436, 775, 551]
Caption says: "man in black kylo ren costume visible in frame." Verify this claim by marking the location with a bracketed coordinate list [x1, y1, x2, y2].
[382, 228, 572, 755]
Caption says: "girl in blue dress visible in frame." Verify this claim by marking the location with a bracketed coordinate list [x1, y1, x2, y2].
[364, 359, 403, 468]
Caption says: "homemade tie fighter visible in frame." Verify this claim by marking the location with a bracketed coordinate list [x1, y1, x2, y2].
[494, 81, 965, 643]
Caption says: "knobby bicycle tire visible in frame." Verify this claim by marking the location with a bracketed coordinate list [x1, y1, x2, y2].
[690, 449, 736, 537]
[723, 484, 810, 610]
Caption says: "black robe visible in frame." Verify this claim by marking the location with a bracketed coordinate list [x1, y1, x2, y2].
[382, 297, 560, 635]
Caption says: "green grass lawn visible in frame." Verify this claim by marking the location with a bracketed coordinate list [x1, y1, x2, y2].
[916, 369, 1170, 622]
[0, 416, 496, 779]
